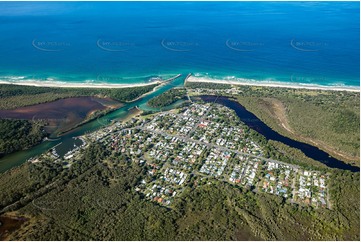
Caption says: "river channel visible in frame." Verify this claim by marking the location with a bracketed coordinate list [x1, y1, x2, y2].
[0, 79, 358, 173]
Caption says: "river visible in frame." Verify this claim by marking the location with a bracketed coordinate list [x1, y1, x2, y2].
[0, 80, 358, 173]
[200, 95, 359, 172]
[0, 75, 186, 173]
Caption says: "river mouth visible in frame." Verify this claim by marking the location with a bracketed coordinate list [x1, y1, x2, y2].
[198, 95, 359, 172]
[2, 75, 357, 174]
[0, 75, 186, 173]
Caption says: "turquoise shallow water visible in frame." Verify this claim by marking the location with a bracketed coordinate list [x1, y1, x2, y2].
[0, 74, 186, 173]
[1, 75, 359, 174]
[0, 1, 359, 87]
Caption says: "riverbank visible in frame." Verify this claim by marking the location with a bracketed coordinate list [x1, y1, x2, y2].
[253, 97, 360, 165]
[206, 87, 360, 166]
[0, 76, 184, 174]
[0, 80, 161, 89]
[56, 101, 124, 136]
[125, 81, 165, 103]
[125, 74, 182, 103]
[122, 107, 143, 123]
[187, 80, 360, 166]
[199, 95, 359, 172]
[186, 76, 360, 92]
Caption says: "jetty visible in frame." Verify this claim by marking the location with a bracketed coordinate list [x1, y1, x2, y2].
[163, 74, 182, 83]
[185, 73, 192, 82]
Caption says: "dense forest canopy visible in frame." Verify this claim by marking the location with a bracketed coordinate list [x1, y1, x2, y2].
[0, 84, 158, 109]
[0, 143, 359, 240]
[0, 82, 359, 240]
[0, 83, 158, 155]
[186, 82, 360, 164]
[0, 119, 46, 156]
[148, 88, 187, 108]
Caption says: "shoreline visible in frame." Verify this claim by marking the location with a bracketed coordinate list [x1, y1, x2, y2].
[186, 76, 360, 92]
[1, 74, 359, 92]
[0, 80, 161, 89]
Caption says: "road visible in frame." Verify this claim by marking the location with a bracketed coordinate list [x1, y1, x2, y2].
[133, 126, 299, 170]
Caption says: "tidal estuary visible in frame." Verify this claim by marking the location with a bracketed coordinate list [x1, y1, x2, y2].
[0, 77, 358, 173]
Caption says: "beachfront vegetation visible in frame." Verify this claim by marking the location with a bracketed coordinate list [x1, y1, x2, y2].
[0, 119, 46, 157]
[0, 84, 158, 109]
[186, 82, 360, 164]
[147, 88, 187, 108]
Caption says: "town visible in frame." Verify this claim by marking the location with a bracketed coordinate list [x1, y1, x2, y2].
[32, 102, 331, 209]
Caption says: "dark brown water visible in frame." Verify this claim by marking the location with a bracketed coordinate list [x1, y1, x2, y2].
[0, 97, 107, 120]
[0, 75, 186, 173]
[200, 95, 359, 172]
[0, 97, 119, 134]
[0, 216, 27, 240]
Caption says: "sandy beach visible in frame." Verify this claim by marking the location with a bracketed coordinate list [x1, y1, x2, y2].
[0, 80, 161, 89]
[186, 76, 360, 92]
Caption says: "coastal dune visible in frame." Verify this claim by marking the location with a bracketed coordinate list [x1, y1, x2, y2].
[1, 74, 359, 92]
[186, 76, 360, 92]
[0, 80, 161, 89]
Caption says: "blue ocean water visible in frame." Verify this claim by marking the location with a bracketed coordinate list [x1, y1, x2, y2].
[0, 1, 359, 87]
